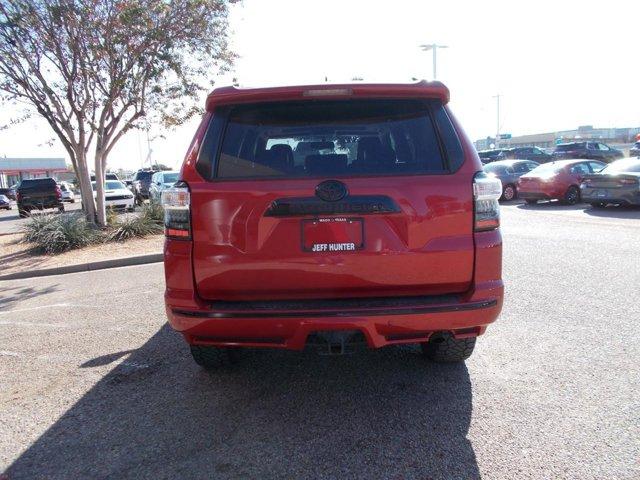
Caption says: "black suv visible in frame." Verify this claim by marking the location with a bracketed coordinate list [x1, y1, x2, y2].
[503, 146, 552, 163]
[131, 169, 158, 203]
[16, 178, 64, 217]
[90, 173, 119, 181]
[477, 149, 506, 163]
[630, 142, 640, 158]
[552, 142, 624, 163]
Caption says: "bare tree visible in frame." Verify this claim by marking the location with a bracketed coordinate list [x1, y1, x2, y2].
[0, 0, 235, 225]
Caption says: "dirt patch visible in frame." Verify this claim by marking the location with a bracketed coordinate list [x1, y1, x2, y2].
[0, 233, 163, 277]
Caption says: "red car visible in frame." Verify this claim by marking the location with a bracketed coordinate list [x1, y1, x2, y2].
[162, 81, 504, 368]
[518, 159, 606, 205]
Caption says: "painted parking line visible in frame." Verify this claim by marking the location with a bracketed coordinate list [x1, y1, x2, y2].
[0, 303, 97, 315]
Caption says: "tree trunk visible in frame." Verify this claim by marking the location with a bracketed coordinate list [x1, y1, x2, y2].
[75, 148, 96, 223]
[94, 151, 107, 227]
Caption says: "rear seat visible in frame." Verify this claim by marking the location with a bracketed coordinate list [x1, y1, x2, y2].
[255, 145, 294, 174]
[305, 154, 348, 175]
[349, 137, 397, 172]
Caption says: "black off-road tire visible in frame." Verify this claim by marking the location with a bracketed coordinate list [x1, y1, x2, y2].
[18, 207, 29, 218]
[189, 345, 236, 370]
[421, 334, 476, 363]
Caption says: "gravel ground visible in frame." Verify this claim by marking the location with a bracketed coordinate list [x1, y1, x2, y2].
[0, 202, 639, 479]
[0, 233, 163, 276]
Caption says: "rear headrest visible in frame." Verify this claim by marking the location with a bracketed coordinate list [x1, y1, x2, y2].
[357, 137, 396, 166]
[357, 137, 382, 161]
[255, 147, 293, 174]
[269, 144, 294, 167]
[305, 154, 348, 175]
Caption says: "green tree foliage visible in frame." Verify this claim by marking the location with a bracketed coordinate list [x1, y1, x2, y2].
[0, 0, 236, 225]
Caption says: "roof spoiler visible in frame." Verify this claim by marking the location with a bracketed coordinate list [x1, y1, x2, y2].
[205, 80, 450, 111]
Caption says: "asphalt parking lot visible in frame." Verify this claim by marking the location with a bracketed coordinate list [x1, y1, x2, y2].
[1, 203, 639, 479]
[0, 201, 82, 235]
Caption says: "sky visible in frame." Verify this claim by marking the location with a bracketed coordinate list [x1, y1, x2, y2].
[1, 0, 639, 170]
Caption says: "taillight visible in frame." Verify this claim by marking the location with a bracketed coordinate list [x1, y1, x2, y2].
[161, 182, 190, 240]
[55, 186, 62, 199]
[473, 172, 502, 232]
[16, 191, 21, 202]
[618, 178, 638, 186]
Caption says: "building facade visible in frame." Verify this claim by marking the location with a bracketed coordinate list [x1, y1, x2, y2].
[476, 126, 640, 151]
[0, 157, 68, 188]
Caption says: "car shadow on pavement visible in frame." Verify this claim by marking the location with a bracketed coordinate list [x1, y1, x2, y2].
[0, 213, 19, 223]
[582, 205, 640, 219]
[515, 201, 585, 211]
[0, 284, 59, 311]
[7, 324, 480, 480]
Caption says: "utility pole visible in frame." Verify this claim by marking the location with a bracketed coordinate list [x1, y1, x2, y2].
[419, 44, 449, 80]
[492, 94, 501, 148]
[145, 128, 154, 169]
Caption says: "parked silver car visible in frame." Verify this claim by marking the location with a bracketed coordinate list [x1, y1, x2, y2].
[58, 182, 76, 203]
[149, 171, 180, 203]
[483, 159, 539, 201]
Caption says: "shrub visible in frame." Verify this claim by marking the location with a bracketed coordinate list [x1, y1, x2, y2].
[140, 202, 164, 225]
[107, 212, 163, 242]
[22, 213, 102, 254]
[106, 207, 119, 226]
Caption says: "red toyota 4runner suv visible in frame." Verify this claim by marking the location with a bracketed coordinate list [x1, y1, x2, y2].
[162, 81, 504, 369]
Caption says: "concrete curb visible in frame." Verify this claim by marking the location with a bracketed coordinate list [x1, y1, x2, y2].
[0, 253, 163, 281]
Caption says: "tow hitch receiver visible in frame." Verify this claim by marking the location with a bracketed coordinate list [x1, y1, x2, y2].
[306, 330, 367, 355]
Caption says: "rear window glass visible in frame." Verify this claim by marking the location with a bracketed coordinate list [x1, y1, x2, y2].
[530, 163, 563, 174]
[483, 163, 507, 174]
[213, 100, 449, 179]
[601, 159, 640, 173]
[555, 143, 584, 151]
[92, 181, 125, 190]
[163, 173, 179, 183]
[134, 171, 154, 181]
[19, 178, 56, 188]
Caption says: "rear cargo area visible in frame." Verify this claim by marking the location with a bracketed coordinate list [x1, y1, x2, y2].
[189, 97, 475, 301]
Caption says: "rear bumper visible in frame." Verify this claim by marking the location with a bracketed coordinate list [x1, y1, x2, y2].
[166, 288, 502, 350]
[517, 181, 565, 200]
[518, 191, 553, 200]
[164, 227, 503, 350]
[18, 200, 63, 209]
[581, 188, 640, 205]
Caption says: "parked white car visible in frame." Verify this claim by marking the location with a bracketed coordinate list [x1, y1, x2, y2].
[0, 194, 11, 210]
[59, 182, 76, 203]
[91, 180, 135, 212]
[149, 171, 180, 203]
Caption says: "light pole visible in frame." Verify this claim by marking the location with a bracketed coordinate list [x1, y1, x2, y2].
[492, 94, 501, 148]
[420, 44, 448, 80]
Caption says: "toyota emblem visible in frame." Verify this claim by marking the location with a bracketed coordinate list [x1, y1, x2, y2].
[315, 180, 348, 202]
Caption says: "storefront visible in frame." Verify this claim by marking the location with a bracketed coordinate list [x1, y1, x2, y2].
[0, 158, 67, 188]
